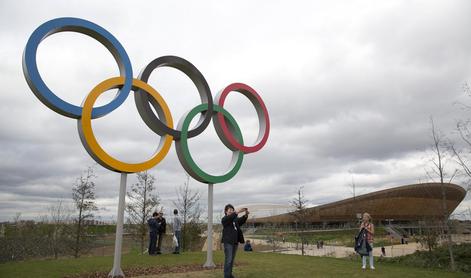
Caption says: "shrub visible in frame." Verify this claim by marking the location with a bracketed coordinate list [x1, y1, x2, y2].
[386, 243, 471, 272]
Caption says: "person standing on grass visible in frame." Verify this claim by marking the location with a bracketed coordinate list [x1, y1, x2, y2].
[147, 212, 160, 255]
[156, 212, 166, 254]
[172, 209, 182, 254]
[360, 212, 375, 270]
[221, 204, 249, 278]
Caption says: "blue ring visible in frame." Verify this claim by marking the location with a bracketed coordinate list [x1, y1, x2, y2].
[22, 17, 133, 119]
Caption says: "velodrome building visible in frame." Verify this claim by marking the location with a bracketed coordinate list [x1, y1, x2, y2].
[250, 183, 466, 225]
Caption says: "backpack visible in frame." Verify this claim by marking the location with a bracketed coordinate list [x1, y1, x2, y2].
[354, 228, 372, 256]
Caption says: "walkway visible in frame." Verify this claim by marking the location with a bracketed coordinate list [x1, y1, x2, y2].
[247, 238, 421, 258]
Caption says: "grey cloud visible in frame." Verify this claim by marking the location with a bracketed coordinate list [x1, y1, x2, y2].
[1, 1, 471, 221]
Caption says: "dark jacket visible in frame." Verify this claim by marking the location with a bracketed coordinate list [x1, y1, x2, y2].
[221, 213, 248, 245]
[244, 242, 253, 251]
[148, 217, 160, 234]
[354, 228, 372, 256]
[157, 217, 166, 234]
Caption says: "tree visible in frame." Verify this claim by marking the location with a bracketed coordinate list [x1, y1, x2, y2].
[425, 118, 457, 271]
[450, 82, 471, 193]
[172, 175, 203, 251]
[125, 171, 160, 254]
[71, 166, 98, 258]
[416, 218, 440, 252]
[45, 200, 71, 259]
[289, 186, 309, 256]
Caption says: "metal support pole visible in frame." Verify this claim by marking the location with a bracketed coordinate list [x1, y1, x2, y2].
[109, 173, 127, 278]
[203, 183, 216, 268]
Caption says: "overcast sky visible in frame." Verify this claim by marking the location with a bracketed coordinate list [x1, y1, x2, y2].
[1, 0, 470, 222]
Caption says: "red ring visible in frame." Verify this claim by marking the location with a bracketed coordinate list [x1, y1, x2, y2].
[215, 83, 270, 153]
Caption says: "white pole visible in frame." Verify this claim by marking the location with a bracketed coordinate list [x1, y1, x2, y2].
[203, 183, 216, 268]
[109, 173, 127, 278]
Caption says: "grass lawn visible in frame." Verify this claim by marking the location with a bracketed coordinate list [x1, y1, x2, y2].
[0, 251, 468, 278]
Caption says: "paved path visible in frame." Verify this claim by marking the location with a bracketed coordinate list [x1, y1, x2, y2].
[247, 238, 421, 258]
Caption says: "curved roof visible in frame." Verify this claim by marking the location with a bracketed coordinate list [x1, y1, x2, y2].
[234, 203, 291, 219]
[253, 183, 466, 224]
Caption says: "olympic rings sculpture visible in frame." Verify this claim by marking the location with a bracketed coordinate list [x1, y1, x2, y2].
[22, 17, 270, 184]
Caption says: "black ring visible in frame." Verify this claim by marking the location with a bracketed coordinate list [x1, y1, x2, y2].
[135, 55, 213, 140]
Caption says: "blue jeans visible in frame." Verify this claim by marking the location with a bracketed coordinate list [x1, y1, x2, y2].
[148, 232, 157, 255]
[224, 243, 238, 278]
[362, 242, 374, 268]
[174, 230, 182, 253]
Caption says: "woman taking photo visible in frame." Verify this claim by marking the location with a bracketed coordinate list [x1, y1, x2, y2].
[221, 204, 249, 278]
[360, 212, 375, 270]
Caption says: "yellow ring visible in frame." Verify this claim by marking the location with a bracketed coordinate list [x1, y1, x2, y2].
[79, 77, 174, 173]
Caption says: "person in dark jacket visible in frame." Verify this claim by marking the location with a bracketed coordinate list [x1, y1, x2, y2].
[221, 204, 249, 278]
[244, 240, 253, 252]
[147, 212, 160, 255]
[156, 212, 166, 254]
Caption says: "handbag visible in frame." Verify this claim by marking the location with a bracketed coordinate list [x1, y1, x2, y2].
[173, 234, 179, 247]
[354, 228, 371, 256]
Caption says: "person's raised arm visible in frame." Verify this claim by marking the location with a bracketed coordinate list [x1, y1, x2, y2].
[221, 212, 237, 225]
[238, 209, 249, 226]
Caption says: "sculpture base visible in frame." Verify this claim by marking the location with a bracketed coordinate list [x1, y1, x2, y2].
[203, 261, 216, 268]
[108, 267, 124, 278]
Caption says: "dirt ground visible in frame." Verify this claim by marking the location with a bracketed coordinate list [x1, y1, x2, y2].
[134, 269, 219, 278]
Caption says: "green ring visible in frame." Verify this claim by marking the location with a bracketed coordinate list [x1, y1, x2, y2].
[175, 104, 244, 184]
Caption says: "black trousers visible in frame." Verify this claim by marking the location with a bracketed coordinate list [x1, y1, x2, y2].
[157, 233, 164, 253]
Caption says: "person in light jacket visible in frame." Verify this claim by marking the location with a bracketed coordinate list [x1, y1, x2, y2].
[221, 204, 249, 278]
[172, 209, 182, 254]
[360, 212, 375, 270]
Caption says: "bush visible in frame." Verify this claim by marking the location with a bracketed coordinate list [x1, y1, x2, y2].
[386, 243, 471, 273]
[0, 222, 112, 262]
[182, 222, 205, 252]
[0, 221, 69, 262]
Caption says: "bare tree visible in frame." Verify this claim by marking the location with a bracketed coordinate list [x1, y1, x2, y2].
[71, 166, 98, 258]
[267, 231, 281, 253]
[126, 171, 160, 254]
[450, 134, 471, 194]
[289, 186, 309, 256]
[172, 175, 202, 251]
[13, 212, 21, 223]
[46, 200, 72, 259]
[426, 118, 457, 271]
[450, 82, 471, 193]
[416, 218, 440, 252]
